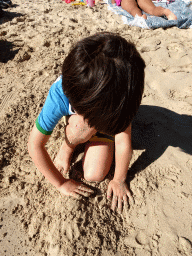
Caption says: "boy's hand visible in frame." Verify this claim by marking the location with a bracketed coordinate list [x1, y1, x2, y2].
[58, 179, 94, 198]
[107, 180, 133, 213]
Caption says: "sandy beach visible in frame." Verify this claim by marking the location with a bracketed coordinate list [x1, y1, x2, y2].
[0, 0, 192, 255]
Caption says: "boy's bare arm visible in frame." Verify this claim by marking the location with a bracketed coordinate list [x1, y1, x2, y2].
[107, 124, 133, 212]
[114, 124, 132, 182]
[28, 125, 93, 197]
[28, 125, 66, 188]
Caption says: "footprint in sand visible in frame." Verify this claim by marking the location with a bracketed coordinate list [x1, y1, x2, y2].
[179, 237, 192, 255]
[135, 231, 149, 246]
[0, 92, 16, 116]
[124, 230, 149, 250]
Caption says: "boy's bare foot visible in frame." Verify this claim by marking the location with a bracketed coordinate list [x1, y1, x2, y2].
[54, 140, 74, 174]
[54, 156, 70, 175]
[164, 9, 177, 20]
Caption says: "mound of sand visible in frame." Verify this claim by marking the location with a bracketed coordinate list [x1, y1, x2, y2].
[0, 0, 192, 255]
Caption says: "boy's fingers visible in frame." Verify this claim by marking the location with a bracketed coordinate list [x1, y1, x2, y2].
[111, 195, 118, 211]
[123, 195, 129, 206]
[107, 186, 112, 199]
[76, 190, 92, 197]
[118, 197, 123, 213]
[123, 195, 129, 211]
[78, 185, 94, 193]
[126, 191, 134, 204]
[75, 185, 93, 197]
[69, 191, 80, 199]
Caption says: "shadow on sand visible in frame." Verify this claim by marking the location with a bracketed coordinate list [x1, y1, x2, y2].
[127, 104, 192, 182]
[0, 8, 23, 25]
[67, 104, 192, 193]
[0, 39, 19, 63]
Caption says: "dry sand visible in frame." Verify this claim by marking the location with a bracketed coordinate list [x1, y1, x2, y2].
[0, 0, 192, 255]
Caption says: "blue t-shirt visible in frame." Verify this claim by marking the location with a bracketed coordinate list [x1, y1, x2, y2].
[36, 76, 75, 135]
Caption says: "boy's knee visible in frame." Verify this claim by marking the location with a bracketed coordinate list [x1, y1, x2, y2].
[65, 122, 92, 147]
[67, 115, 96, 144]
[84, 169, 104, 182]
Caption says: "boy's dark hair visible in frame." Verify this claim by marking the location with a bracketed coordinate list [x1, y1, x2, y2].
[62, 32, 145, 135]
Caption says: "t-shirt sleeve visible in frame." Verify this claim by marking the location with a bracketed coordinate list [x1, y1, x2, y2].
[36, 77, 70, 135]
